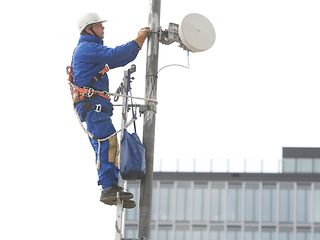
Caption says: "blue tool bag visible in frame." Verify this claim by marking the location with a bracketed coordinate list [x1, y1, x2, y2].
[119, 64, 146, 180]
[120, 129, 146, 180]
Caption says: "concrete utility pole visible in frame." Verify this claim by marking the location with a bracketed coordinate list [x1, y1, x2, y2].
[138, 0, 161, 239]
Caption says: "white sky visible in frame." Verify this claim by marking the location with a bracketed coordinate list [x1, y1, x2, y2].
[1, 0, 320, 239]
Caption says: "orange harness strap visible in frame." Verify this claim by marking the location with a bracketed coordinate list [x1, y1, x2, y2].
[66, 65, 110, 104]
[69, 82, 110, 103]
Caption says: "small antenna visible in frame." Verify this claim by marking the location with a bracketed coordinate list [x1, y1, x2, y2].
[159, 13, 215, 53]
[179, 13, 216, 52]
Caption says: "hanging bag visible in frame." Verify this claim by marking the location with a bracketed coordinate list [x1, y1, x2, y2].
[120, 128, 146, 180]
[119, 74, 146, 180]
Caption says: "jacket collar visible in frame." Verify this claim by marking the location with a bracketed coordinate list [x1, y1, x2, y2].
[78, 34, 103, 45]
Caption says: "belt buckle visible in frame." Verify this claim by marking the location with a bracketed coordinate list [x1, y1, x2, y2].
[95, 104, 102, 113]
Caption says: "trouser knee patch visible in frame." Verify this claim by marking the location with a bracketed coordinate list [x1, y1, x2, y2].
[108, 135, 119, 167]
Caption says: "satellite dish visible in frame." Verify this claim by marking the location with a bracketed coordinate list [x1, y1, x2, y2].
[178, 13, 216, 52]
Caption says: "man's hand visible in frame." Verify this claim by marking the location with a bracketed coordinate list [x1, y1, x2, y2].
[138, 27, 151, 38]
[135, 27, 151, 48]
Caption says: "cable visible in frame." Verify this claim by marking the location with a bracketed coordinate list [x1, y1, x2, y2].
[158, 50, 190, 74]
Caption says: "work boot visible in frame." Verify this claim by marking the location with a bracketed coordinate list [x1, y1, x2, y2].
[122, 200, 136, 209]
[100, 185, 133, 205]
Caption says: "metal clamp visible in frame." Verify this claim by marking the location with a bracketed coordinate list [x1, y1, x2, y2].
[84, 87, 94, 97]
[95, 104, 102, 113]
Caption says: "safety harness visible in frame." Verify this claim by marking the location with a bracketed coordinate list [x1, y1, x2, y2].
[66, 63, 132, 170]
[66, 65, 111, 105]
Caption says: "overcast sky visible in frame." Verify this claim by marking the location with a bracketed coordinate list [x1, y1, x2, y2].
[1, 0, 320, 239]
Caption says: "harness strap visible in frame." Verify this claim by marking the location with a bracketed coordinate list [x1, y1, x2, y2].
[66, 65, 111, 104]
[69, 81, 110, 102]
[93, 65, 110, 81]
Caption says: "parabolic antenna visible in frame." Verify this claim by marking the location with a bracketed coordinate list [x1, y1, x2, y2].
[178, 13, 215, 52]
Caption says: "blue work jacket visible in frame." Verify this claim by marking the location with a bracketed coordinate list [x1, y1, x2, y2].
[72, 34, 140, 119]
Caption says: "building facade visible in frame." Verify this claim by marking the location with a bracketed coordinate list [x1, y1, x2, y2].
[124, 148, 320, 240]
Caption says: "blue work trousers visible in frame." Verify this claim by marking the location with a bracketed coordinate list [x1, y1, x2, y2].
[86, 110, 119, 189]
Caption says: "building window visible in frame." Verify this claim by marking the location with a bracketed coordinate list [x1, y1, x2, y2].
[159, 182, 174, 221]
[296, 185, 311, 223]
[244, 227, 259, 240]
[124, 226, 138, 239]
[176, 182, 191, 221]
[261, 227, 276, 240]
[158, 226, 173, 240]
[192, 226, 208, 240]
[262, 184, 276, 223]
[296, 228, 311, 240]
[210, 226, 224, 240]
[282, 158, 296, 173]
[227, 184, 242, 222]
[314, 187, 320, 223]
[126, 184, 140, 221]
[150, 227, 156, 240]
[297, 158, 313, 173]
[278, 227, 293, 240]
[193, 183, 209, 222]
[244, 183, 259, 222]
[279, 184, 294, 223]
[175, 226, 190, 240]
[227, 227, 241, 240]
[315, 232, 320, 240]
[314, 228, 320, 240]
[210, 183, 225, 222]
[315, 159, 320, 173]
[151, 182, 158, 221]
[175, 230, 185, 240]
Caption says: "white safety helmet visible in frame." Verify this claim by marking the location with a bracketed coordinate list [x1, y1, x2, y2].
[78, 12, 107, 33]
